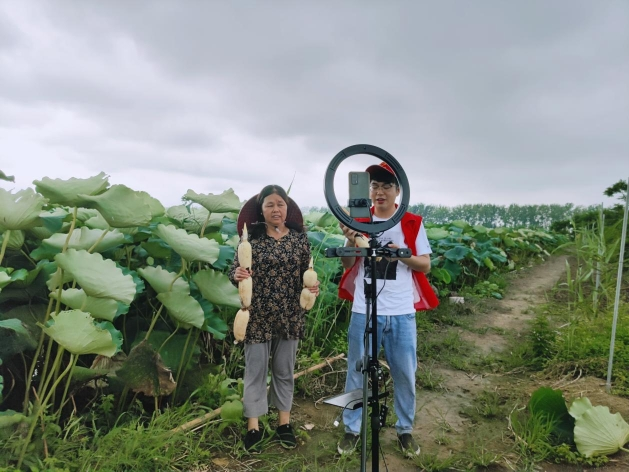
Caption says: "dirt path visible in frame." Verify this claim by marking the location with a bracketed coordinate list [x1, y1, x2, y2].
[288, 255, 629, 471]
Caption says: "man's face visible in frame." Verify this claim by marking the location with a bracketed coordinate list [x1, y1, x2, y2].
[369, 180, 399, 214]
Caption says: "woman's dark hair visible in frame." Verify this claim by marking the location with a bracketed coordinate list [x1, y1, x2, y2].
[250, 184, 303, 239]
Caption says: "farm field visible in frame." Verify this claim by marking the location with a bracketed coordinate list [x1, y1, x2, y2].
[1, 175, 628, 471]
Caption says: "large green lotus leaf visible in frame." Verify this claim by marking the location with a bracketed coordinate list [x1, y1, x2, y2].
[78, 185, 153, 228]
[154, 224, 219, 263]
[0, 304, 47, 340]
[183, 188, 242, 214]
[46, 266, 74, 292]
[0, 170, 15, 183]
[224, 234, 240, 249]
[430, 267, 451, 284]
[136, 190, 166, 218]
[444, 246, 471, 262]
[139, 330, 200, 372]
[49, 288, 128, 322]
[0, 230, 24, 250]
[0, 272, 11, 290]
[194, 296, 228, 340]
[0, 188, 48, 231]
[33, 172, 109, 207]
[0, 318, 38, 358]
[193, 269, 240, 308]
[138, 266, 190, 295]
[569, 397, 594, 420]
[220, 399, 243, 422]
[572, 403, 629, 457]
[115, 340, 176, 397]
[41, 310, 122, 356]
[55, 249, 137, 304]
[426, 228, 450, 240]
[31, 227, 127, 261]
[76, 208, 110, 230]
[49, 227, 126, 252]
[528, 387, 574, 444]
[157, 291, 204, 329]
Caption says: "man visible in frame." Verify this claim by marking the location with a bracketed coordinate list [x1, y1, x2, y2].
[336, 162, 439, 458]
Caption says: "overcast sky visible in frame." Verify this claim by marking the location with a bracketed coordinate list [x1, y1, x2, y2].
[1, 1, 628, 212]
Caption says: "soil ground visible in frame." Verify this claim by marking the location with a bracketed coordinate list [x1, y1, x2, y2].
[209, 255, 629, 471]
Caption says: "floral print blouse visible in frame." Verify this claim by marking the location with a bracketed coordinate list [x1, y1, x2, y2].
[229, 229, 311, 344]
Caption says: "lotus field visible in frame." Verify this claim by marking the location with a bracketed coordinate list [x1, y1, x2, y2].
[0, 173, 582, 469]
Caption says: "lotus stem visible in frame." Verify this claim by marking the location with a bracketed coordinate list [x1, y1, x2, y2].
[199, 212, 212, 271]
[157, 325, 179, 355]
[23, 296, 55, 414]
[0, 229, 10, 266]
[144, 304, 164, 341]
[172, 329, 196, 402]
[200, 211, 212, 238]
[168, 259, 187, 292]
[87, 228, 110, 254]
[59, 354, 79, 415]
[17, 349, 71, 470]
[61, 207, 78, 253]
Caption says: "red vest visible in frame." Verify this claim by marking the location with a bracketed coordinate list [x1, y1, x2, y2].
[338, 210, 440, 311]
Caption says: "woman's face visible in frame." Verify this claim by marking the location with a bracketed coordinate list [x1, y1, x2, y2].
[261, 192, 288, 227]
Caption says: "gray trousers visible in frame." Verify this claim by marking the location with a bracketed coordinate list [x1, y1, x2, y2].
[243, 338, 299, 418]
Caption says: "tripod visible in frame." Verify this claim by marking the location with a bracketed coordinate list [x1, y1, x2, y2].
[325, 237, 411, 472]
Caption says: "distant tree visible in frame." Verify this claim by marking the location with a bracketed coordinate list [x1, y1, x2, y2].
[604, 180, 628, 203]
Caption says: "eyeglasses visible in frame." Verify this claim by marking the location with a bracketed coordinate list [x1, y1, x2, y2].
[369, 183, 395, 192]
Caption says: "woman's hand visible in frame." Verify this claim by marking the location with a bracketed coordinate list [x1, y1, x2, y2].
[234, 266, 252, 282]
[308, 280, 320, 296]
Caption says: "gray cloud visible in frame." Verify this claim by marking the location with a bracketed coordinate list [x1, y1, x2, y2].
[0, 0, 627, 210]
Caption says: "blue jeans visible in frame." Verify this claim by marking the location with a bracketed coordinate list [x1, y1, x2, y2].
[342, 312, 418, 436]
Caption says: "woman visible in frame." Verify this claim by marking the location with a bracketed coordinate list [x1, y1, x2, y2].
[230, 184, 319, 453]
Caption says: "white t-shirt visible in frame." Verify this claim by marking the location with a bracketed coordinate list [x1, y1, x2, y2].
[351, 217, 431, 316]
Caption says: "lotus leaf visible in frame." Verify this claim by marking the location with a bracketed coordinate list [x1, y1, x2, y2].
[135, 190, 166, 218]
[154, 224, 220, 263]
[0, 188, 48, 231]
[0, 272, 11, 290]
[193, 269, 241, 308]
[0, 318, 38, 358]
[46, 266, 75, 292]
[34, 172, 109, 206]
[76, 208, 110, 230]
[183, 188, 242, 213]
[49, 288, 128, 322]
[167, 205, 230, 233]
[569, 398, 629, 457]
[0, 410, 28, 429]
[426, 228, 450, 240]
[138, 266, 190, 295]
[34, 227, 127, 259]
[115, 340, 176, 397]
[0, 230, 24, 250]
[77, 185, 154, 228]
[139, 330, 200, 372]
[41, 310, 122, 356]
[55, 249, 137, 304]
[157, 291, 204, 329]
[220, 399, 243, 421]
[0, 170, 15, 183]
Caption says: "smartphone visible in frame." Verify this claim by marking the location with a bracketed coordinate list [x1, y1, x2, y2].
[348, 171, 371, 218]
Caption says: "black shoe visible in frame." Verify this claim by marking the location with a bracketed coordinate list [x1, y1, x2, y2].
[337, 432, 359, 455]
[397, 433, 420, 457]
[276, 423, 297, 449]
[244, 428, 264, 453]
